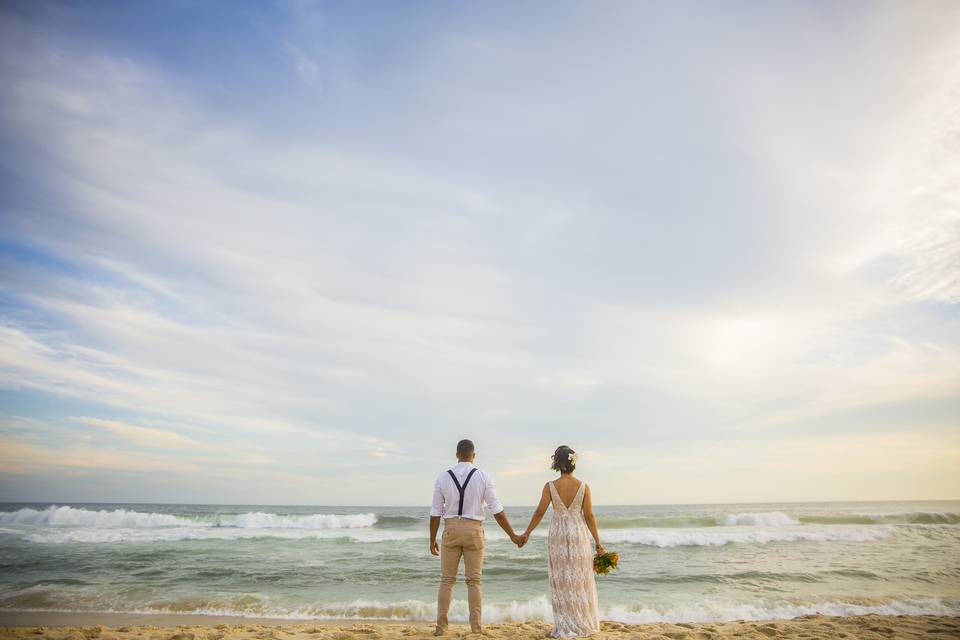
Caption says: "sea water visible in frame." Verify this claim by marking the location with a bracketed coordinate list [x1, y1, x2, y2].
[1, 501, 958, 623]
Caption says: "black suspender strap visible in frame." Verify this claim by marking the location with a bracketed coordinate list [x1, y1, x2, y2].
[447, 468, 478, 517]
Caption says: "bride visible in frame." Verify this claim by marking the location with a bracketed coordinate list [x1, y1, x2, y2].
[520, 446, 602, 637]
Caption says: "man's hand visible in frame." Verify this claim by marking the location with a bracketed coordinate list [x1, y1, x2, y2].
[429, 516, 441, 557]
[509, 533, 522, 546]
[519, 533, 529, 547]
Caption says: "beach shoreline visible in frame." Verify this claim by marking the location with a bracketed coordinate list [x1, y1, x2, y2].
[1, 614, 958, 640]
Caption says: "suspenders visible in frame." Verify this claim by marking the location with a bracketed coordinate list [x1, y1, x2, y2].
[447, 468, 478, 517]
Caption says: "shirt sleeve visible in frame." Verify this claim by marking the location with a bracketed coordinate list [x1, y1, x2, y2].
[483, 473, 504, 515]
[429, 475, 445, 517]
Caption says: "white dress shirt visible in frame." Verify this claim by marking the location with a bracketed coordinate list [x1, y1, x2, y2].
[430, 461, 504, 521]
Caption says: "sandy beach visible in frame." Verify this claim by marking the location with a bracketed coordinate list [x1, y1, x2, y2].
[1, 613, 958, 640]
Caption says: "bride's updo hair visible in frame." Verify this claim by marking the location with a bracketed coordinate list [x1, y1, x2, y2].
[551, 445, 576, 474]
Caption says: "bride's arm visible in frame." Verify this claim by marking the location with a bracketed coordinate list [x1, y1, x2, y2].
[521, 484, 552, 542]
[582, 484, 604, 554]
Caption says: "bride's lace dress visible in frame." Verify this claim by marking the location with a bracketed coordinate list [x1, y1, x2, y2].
[547, 481, 600, 637]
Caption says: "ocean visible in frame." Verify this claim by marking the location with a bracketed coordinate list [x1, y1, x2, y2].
[0, 501, 958, 624]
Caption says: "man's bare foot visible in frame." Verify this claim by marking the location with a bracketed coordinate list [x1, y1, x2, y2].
[432, 628, 444, 637]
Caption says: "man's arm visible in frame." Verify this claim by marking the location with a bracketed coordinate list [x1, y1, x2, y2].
[485, 474, 521, 545]
[494, 510, 520, 545]
[429, 476, 444, 556]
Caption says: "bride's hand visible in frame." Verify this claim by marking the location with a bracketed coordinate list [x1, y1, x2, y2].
[595, 542, 604, 554]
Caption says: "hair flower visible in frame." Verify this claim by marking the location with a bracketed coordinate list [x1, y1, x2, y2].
[569, 452, 578, 464]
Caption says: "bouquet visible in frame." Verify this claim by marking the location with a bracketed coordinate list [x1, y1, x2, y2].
[593, 550, 619, 575]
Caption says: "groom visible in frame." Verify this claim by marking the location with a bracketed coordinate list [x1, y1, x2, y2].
[429, 439, 523, 636]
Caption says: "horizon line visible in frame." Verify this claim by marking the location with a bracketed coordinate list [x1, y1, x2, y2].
[2, 497, 957, 509]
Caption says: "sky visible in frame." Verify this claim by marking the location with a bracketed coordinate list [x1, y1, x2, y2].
[0, 0, 958, 506]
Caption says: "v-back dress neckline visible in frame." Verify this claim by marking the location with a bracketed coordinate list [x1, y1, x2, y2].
[551, 480, 584, 511]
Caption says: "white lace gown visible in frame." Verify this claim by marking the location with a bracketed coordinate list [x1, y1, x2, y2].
[546, 481, 600, 637]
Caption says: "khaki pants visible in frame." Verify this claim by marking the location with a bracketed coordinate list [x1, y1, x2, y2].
[436, 517, 484, 633]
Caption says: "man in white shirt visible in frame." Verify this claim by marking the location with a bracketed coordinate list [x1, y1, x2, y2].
[429, 439, 522, 635]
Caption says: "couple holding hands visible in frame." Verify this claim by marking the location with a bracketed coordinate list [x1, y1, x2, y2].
[429, 440, 602, 638]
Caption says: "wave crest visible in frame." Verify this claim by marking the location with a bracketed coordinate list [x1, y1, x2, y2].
[0, 506, 377, 530]
[801, 512, 960, 526]
[601, 526, 893, 547]
[0, 506, 196, 528]
[722, 512, 799, 526]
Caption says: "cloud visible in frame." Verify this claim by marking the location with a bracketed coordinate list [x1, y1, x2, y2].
[615, 427, 960, 503]
[0, 1, 957, 503]
[0, 438, 201, 475]
[73, 416, 199, 449]
[283, 40, 319, 85]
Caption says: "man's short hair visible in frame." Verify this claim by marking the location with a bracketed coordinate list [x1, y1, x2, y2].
[456, 439, 475, 457]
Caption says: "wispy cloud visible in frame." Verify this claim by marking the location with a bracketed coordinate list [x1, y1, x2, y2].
[283, 40, 319, 85]
[0, 438, 202, 475]
[73, 416, 199, 449]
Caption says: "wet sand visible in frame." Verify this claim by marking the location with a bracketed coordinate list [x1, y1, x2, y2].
[0, 612, 958, 640]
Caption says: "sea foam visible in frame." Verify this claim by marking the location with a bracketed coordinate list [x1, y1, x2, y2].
[155, 595, 960, 623]
[6, 587, 958, 624]
[222, 512, 377, 529]
[22, 527, 423, 544]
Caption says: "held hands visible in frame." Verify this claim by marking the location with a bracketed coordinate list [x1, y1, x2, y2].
[511, 532, 529, 548]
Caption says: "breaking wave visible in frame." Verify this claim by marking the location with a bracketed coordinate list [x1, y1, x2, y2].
[0, 506, 377, 530]
[0, 506, 195, 528]
[594, 511, 803, 529]
[722, 512, 799, 526]
[597, 510, 960, 529]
